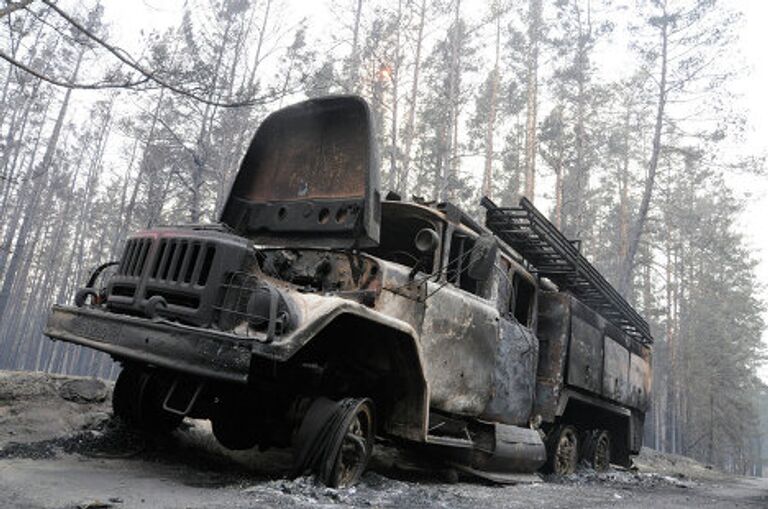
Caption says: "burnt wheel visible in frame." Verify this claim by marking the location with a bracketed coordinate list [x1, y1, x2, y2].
[581, 429, 611, 472]
[546, 425, 579, 475]
[323, 398, 375, 488]
[112, 367, 182, 434]
[293, 397, 375, 488]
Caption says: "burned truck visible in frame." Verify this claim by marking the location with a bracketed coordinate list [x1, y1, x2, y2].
[44, 96, 652, 487]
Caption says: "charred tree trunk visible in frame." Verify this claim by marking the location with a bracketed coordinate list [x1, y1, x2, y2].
[0, 49, 83, 320]
[441, 0, 462, 202]
[398, 0, 426, 195]
[619, 3, 668, 296]
[570, 1, 590, 236]
[482, 11, 501, 199]
[118, 88, 166, 244]
[347, 0, 364, 93]
[387, 0, 403, 193]
[245, 0, 272, 91]
[523, 0, 542, 201]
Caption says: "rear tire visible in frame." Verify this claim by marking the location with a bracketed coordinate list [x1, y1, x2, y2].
[546, 425, 579, 475]
[581, 429, 611, 472]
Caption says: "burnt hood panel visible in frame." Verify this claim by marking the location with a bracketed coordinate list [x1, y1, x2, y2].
[220, 96, 381, 248]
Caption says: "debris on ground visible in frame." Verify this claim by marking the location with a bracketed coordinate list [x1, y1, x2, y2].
[548, 468, 694, 490]
[2, 370, 764, 509]
[0, 370, 112, 449]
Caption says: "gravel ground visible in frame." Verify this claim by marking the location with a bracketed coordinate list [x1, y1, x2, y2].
[0, 370, 766, 509]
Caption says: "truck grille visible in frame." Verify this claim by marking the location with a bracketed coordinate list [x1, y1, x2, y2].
[118, 238, 152, 277]
[150, 239, 216, 286]
[106, 228, 251, 326]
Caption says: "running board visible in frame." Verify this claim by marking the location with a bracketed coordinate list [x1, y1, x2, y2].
[426, 423, 546, 482]
[451, 465, 543, 484]
[425, 434, 473, 449]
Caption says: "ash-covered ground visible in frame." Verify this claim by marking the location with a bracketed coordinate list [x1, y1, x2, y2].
[0, 370, 766, 509]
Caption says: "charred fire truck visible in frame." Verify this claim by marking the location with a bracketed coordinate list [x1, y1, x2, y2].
[45, 96, 652, 487]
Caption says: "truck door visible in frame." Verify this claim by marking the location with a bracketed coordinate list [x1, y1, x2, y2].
[419, 228, 498, 416]
[481, 265, 539, 426]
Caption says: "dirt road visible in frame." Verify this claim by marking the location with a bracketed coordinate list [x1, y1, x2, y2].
[1, 371, 766, 509]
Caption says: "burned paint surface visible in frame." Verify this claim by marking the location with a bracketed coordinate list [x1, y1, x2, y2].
[629, 351, 651, 411]
[107, 227, 252, 328]
[220, 96, 381, 249]
[534, 292, 570, 422]
[603, 334, 630, 403]
[419, 285, 498, 415]
[481, 320, 539, 426]
[46, 305, 252, 384]
[536, 291, 652, 422]
[375, 264, 426, 332]
[567, 314, 605, 394]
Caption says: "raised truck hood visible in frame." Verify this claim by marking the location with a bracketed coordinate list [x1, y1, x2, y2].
[220, 95, 381, 248]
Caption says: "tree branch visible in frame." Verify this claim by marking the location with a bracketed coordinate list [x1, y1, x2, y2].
[0, 49, 150, 89]
[0, 0, 33, 19]
[40, 0, 287, 108]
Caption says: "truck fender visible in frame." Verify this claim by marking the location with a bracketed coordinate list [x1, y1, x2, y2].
[266, 304, 429, 442]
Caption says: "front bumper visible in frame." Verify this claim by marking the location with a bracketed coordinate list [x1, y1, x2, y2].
[44, 305, 254, 383]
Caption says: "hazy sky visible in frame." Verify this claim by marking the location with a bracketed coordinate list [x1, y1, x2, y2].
[100, 0, 768, 379]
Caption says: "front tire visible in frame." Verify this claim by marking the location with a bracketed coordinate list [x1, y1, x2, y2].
[293, 397, 375, 488]
[322, 398, 375, 487]
[112, 367, 182, 434]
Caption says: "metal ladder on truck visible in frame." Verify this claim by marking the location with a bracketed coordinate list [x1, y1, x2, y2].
[481, 197, 653, 346]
